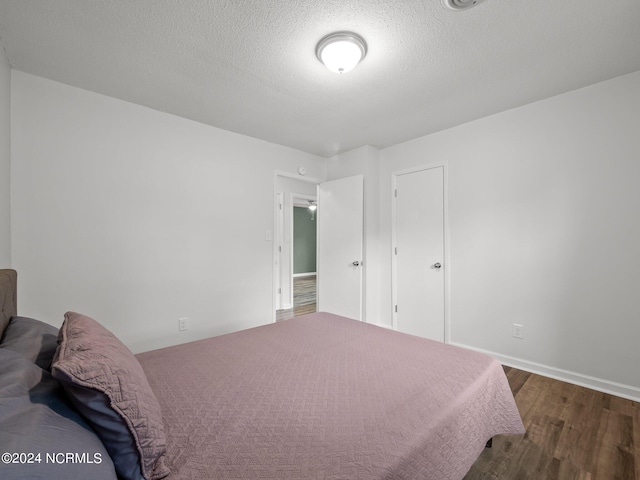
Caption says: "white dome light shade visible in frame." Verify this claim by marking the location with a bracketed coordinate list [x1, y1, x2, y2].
[443, 0, 485, 10]
[316, 32, 367, 74]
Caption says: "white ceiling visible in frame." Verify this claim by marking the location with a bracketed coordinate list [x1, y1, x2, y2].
[1, 0, 639, 157]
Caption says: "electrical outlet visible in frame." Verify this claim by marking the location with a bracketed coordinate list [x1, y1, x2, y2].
[178, 317, 189, 332]
[512, 323, 524, 339]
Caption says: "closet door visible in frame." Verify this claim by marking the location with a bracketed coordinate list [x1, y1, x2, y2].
[393, 166, 445, 341]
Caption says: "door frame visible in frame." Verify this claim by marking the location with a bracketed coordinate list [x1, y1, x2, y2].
[391, 161, 451, 342]
[273, 171, 321, 322]
[274, 191, 284, 310]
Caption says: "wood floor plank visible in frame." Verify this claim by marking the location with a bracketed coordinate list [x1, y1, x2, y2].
[276, 275, 317, 321]
[465, 367, 639, 479]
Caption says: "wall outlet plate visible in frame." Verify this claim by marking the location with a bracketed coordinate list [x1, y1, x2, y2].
[178, 317, 189, 332]
[512, 323, 524, 339]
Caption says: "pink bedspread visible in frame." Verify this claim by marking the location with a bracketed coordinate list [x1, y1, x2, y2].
[136, 312, 524, 479]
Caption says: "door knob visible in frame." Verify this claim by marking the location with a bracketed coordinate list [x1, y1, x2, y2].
[434, 262, 442, 269]
[352, 261, 361, 267]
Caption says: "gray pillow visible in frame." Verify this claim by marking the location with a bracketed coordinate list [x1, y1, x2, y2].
[0, 316, 59, 370]
[0, 348, 117, 480]
[51, 312, 170, 480]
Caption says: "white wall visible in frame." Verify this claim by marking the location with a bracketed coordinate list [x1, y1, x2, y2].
[8, 64, 639, 399]
[11, 71, 325, 353]
[327, 145, 381, 325]
[380, 71, 640, 398]
[0, 46, 10, 267]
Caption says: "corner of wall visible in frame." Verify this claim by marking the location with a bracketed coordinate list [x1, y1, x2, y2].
[0, 46, 11, 267]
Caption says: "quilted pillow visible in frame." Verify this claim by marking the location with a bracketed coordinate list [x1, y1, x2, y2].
[51, 312, 170, 480]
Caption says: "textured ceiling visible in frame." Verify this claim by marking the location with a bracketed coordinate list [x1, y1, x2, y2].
[0, 0, 639, 157]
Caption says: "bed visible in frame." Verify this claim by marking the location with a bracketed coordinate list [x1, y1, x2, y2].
[0, 269, 524, 479]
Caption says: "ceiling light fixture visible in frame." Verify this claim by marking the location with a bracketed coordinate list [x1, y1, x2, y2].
[316, 32, 367, 74]
[308, 200, 317, 220]
[443, 0, 485, 10]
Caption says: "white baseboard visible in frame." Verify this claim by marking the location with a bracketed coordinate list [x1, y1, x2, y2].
[372, 322, 393, 329]
[293, 272, 316, 278]
[449, 342, 640, 402]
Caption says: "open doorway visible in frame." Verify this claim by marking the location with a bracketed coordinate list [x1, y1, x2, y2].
[286, 195, 317, 319]
[276, 193, 318, 321]
[273, 174, 319, 321]
[273, 173, 365, 322]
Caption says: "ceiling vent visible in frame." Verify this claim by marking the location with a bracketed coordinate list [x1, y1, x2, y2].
[443, 0, 485, 10]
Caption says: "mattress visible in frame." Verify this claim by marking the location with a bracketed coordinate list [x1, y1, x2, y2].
[136, 312, 524, 480]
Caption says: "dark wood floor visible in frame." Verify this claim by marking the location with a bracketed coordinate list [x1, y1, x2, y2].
[276, 302, 316, 321]
[276, 275, 316, 321]
[465, 366, 639, 479]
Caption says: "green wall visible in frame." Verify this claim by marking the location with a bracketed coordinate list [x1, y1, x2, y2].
[293, 206, 317, 274]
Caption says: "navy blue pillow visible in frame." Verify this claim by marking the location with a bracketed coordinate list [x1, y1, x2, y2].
[0, 317, 59, 370]
[0, 349, 118, 480]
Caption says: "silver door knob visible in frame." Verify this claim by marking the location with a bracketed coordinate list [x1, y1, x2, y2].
[352, 261, 361, 267]
[434, 262, 442, 269]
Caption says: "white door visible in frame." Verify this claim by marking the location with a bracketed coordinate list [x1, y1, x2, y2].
[317, 175, 364, 320]
[393, 166, 445, 341]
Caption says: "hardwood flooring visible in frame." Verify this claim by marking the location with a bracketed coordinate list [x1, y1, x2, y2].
[276, 275, 316, 321]
[276, 302, 317, 321]
[292, 274, 316, 306]
[465, 366, 639, 479]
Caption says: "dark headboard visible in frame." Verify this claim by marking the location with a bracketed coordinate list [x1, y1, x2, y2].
[0, 269, 17, 334]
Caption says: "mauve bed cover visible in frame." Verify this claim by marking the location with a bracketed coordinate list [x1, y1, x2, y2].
[136, 312, 524, 480]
